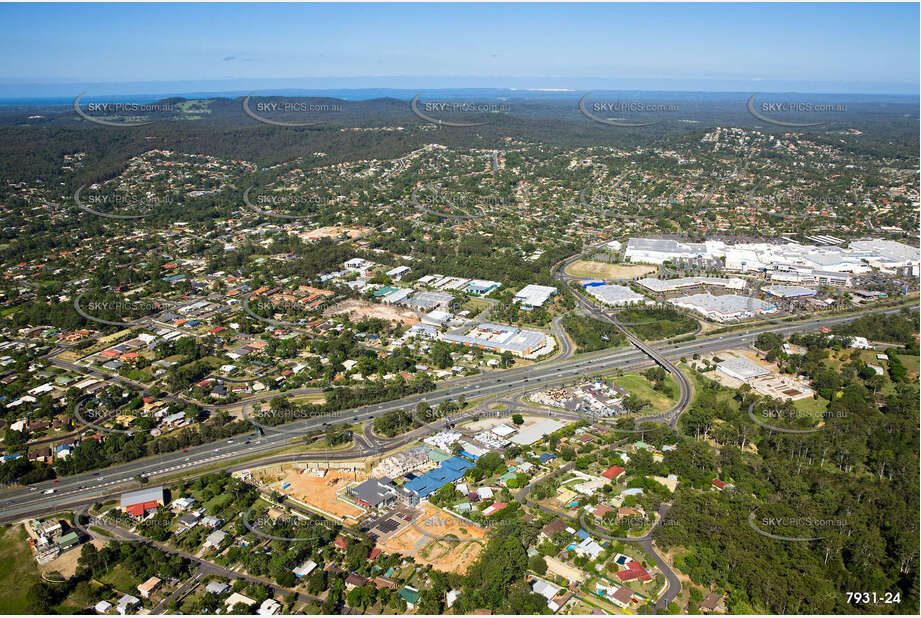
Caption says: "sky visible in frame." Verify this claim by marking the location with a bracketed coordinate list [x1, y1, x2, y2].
[0, 2, 918, 96]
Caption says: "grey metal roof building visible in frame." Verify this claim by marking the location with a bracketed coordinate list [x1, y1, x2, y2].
[762, 285, 818, 298]
[717, 357, 771, 381]
[349, 477, 413, 509]
[587, 284, 646, 306]
[670, 293, 776, 322]
[441, 323, 549, 357]
[120, 486, 165, 508]
[404, 291, 454, 311]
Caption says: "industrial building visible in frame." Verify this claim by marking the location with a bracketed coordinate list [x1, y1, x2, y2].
[625, 238, 725, 264]
[725, 239, 920, 276]
[586, 284, 648, 307]
[466, 279, 501, 295]
[624, 236, 919, 278]
[120, 486, 165, 517]
[441, 323, 550, 357]
[762, 285, 818, 298]
[514, 284, 558, 309]
[636, 276, 746, 293]
[404, 290, 454, 311]
[716, 357, 772, 381]
[511, 419, 566, 446]
[670, 293, 776, 322]
[379, 287, 414, 304]
[385, 266, 411, 280]
[421, 310, 453, 326]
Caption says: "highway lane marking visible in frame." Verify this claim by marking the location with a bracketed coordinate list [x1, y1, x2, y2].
[11, 307, 908, 508]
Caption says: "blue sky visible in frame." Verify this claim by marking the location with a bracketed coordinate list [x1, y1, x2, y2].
[1, 2, 918, 95]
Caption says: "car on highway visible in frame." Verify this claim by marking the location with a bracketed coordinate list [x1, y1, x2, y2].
[29, 486, 37, 491]
[43, 489, 55, 495]
[227, 440, 234, 444]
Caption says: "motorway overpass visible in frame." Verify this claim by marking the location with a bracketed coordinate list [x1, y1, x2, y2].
[1, 302, 915, 524]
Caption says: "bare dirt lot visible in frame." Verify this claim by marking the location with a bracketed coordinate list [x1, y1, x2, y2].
[376, 503, 485, 574]
[463, 414, 543, 433]
[301, 226, 371, 241]
[324, 299, 420, 326]
[261, 467, 367, 523]
[564, 260, 657, 280]
[42, 539, 106, 578]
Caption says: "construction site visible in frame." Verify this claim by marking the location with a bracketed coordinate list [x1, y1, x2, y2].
[375, 502, 487, 575]
[255, 465, 368, 524]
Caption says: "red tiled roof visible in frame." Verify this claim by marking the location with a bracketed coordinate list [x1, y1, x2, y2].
[483, 501, 508, 517]
[593, 504, 616, 518]
[615, 560, 652, 583]
[602, 465, 625, 480]
[125, 500, 159, 517]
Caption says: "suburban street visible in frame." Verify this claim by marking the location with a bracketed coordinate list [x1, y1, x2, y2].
[1, 301, 914, 525]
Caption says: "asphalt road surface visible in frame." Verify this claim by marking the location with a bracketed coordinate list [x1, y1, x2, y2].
[1, 302, 914, 524]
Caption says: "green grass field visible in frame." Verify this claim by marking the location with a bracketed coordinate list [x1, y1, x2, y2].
[610, 373, 678, 412]
[0, 524, 43, 614]
[462, 298, 492, 313]
[896, 354, 920, 372]
[792, 395, 829, 415]
[99, 564, 141, 595]
[617, 306, 699, 341]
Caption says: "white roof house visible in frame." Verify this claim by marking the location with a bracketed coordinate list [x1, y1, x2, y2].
[94, 600, 113, 614]
[573, 536, 604, 560]
[293, 560, 317, 577]
[224, 592, 256, 610]
[116, 594, 140, 615]
[204, 529, 228, 549]
[257, 598, 281, 616]
[205, 581, 231, 595]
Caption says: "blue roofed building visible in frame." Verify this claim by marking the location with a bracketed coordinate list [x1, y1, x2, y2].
[405, 456, 474, 497]
[465, 280, 501, 296]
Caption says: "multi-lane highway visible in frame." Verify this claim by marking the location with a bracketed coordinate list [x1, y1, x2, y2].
[2, 301, 913, 524]
[552, 245, 693, 427]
